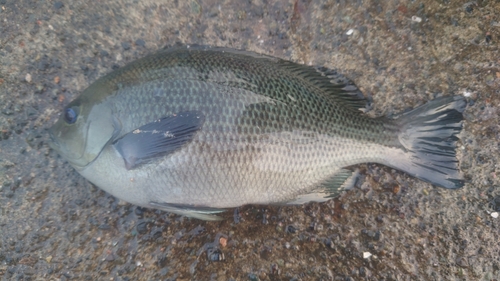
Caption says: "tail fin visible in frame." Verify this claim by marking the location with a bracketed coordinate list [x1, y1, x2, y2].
[394, 96, 466, 189]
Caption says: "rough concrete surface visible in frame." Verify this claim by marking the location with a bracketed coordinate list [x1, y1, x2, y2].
[1, 0, 499, 280]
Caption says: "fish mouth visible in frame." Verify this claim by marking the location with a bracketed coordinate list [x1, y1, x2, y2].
[47, 121, 93, 170]
[48, 137, 85, 170]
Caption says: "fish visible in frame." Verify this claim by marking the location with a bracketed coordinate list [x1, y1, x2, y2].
[48, 45, 466, 220]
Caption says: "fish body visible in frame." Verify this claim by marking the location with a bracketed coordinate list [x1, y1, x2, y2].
[49, 46, 466, 220]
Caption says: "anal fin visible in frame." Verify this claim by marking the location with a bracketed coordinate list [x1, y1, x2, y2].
[286, 169, 357, 205]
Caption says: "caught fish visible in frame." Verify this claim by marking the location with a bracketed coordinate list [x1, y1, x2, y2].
[49, 45, 466, 220]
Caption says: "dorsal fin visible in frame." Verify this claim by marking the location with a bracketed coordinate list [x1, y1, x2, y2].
[276, 61, 369, 111]
[162, 44, 369, 110]
[313, 66, 369, 110]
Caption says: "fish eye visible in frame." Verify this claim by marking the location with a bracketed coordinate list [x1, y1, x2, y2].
[64, 107, 78, 124]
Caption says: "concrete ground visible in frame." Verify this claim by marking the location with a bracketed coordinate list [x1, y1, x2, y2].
[1, 0, 499, 280]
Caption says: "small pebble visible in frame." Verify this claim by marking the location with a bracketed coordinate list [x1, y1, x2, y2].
[491, 212, 499, 218]
[135, 39, 145, 47]
[121, 42, 131, 50]
[411, 16, 422, 23]
[285, 225, 297, 234]
[100, 50, 109, 57]
[25, 73, 32, 83]
[53, 1, 63, 9]
[346, 29, 354, 35]
[464, 3, 474, 13]
[485, 33, 492, 44]
[363, 252, 372, 259]
[219, 237, 227, 247]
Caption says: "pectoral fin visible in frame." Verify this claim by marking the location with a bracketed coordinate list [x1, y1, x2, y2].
[113, 111, 205, 170]
[149, 202, 225, 221]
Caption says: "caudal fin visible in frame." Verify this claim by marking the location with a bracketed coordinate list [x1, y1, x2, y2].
[394, 96, 466, 189]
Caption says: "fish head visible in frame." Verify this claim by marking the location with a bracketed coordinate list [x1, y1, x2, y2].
[49, 94, 121, 170]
